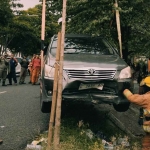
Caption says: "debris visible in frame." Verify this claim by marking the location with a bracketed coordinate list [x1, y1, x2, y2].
[26, 138, 46, 150]
[0, 126, 5, 128]
[102, 139, 114, 150]
[85, 129, 94, 139]
[31, 141, 40, 146]
[117, 136, 130, 147]
[100, 133, 130, 149]
[26, 144, 42, 150]
[104, 143, 114, 150]
[31, 138, 45, 146]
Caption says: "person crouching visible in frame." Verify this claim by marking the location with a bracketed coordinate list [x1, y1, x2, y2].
[123, 89, 150, 149]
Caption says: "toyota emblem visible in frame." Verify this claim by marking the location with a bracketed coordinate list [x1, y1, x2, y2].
[87, 69, 95, 75]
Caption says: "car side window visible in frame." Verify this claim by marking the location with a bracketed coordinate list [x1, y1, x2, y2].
[50, 39, 57, 57]
[45, 49, 51, 65]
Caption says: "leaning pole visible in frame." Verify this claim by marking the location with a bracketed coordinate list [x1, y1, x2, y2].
[53, 0, 67, 149]
[46, 32, 61, 150]
[40, 0, 46, 75]
[115, 0, 123, 58]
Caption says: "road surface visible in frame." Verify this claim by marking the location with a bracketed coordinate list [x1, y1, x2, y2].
[0, 77, 49, 150]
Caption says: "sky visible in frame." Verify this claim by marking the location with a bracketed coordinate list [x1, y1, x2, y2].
[19, 0, 41, 10]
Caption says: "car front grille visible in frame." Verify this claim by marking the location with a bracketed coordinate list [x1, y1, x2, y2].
[65, 69, 116, 80]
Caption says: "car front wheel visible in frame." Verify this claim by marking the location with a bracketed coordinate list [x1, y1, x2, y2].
[40, 88, 51, 113]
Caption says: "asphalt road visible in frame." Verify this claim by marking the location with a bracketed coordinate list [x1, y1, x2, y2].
[0, 76, 49, 150]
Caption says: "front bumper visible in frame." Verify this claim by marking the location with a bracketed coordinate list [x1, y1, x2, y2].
[41, 77, 133, 105]
[62, 92, 127, 105]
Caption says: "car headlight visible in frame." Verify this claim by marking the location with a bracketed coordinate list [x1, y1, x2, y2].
[119, 66, 131, 79]
[45, 65, 55, 78]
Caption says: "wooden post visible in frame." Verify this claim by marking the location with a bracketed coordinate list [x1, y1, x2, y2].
[41, 0, 46, 76]
[115, 0, 123, 58]
[47, 32, 61, 150]
[53, 0, 67, 149]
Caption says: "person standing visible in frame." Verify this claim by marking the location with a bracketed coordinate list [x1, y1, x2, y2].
[28, 54, 36, 84]
[0, 54, 9, 86]
[31, 55, 41, 85]
[19, 56, 29, 84]
[27, 60, 32, 75]
[7, 54, 18, 85]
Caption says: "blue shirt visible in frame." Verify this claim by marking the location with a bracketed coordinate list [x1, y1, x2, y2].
[9, 58, 17, 71]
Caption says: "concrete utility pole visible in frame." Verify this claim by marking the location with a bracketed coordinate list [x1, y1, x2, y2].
[41, 0, 46, 75]
[115, 0, 123, 58]
[53, 0, 67, 149]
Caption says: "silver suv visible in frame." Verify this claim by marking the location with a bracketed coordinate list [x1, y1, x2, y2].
[40, 34, 133, 113]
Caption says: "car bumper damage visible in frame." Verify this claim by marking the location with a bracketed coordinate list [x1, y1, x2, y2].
[42, 77, 133, 105]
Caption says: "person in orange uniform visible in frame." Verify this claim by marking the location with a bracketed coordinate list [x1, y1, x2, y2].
[123, 89, 150, 149]
[31, 55, 41, 85]
[28, 54, 36, 84]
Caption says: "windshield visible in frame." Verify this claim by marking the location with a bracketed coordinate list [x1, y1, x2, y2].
[51, 36, 115, 56]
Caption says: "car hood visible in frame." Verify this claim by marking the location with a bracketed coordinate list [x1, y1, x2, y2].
[61, 54, 127, 70]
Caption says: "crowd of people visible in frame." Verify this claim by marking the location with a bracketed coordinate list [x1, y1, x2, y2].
[0, 53, 41, 86]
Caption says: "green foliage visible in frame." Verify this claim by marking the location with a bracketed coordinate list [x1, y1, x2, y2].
[1, 0, 150, 57]
[46, 0, 150, 58]
[8, 6, 42, 55]
[32, 102, 141, 150]
[0, 1, 59, 55]
[0, 0, 13, 26]
[8, 15, 41, 55]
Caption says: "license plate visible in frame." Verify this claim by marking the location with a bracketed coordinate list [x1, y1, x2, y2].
[79, 83, 104, 90]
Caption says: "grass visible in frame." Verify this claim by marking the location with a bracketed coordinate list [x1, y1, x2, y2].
[26, 102, 142, 150]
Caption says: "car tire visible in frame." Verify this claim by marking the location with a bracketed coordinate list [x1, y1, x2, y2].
[40, 89, 51, 113]
[113, 103, 130, 112]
